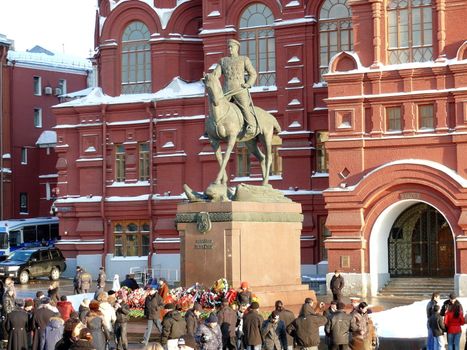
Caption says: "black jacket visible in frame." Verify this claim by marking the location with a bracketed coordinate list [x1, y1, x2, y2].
[116, 302, 130, 323]
[330, 275, 344, 294]
[287, 305, 327, 348]
[185, 309, 200, 336]
[161, 311, 187, 345]
[324, 310, 351, 345]
[144, 293, 163, 320]
[429, 312, 446, 337]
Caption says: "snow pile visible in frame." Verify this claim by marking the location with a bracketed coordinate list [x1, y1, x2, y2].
[35, 130, 57, 147]
[370, 297, 467, 338]
[153, 77, 204, 101]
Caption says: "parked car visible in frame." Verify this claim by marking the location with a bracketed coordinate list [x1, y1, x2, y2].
[0, 246, 66, 284]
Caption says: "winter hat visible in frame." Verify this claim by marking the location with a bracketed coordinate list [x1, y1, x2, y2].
[250, 302, 259, 310]
[81, 298, 90, 307]
[206, 313, 218, 324]
[15, 299, 25, 307]
[24, 299, 34, 308]
[193, 303, 203, 312]
[41, 297, 51, 305]
[89, 300, 100, 311]
[337, 302, 346, 310]
[240, 281, 248, 289]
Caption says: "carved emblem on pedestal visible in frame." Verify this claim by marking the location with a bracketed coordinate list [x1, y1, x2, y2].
[196, 212, 212, 234]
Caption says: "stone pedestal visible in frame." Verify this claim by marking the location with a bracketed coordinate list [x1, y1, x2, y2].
[176, 201, 315, 307]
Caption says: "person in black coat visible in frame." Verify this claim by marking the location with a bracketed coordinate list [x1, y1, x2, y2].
[428, 304, 446, 350]
[325, 302, 352, 350]
[5, 299, 29, 350]
[186, 303, 203, 337]
[121, 274, 139, 291]
[330, 270, 345, 302]
[32, 297, 58, 350]
[142, 287, 164, 345]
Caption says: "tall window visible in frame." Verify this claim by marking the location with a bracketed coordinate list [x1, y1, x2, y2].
[239, 4, 275, 86]
[19, 193, 28, 214]
[387, 0, 433, 64]
[115, 145, 125, 182]
[316, 131, 329, 173]
[58, 79, 67, 95]
[33, 76, 41, 96]
[121, 21, 151, 94]
[114, 221, 150, 257]
[139, 142, 150, 181]
[319, 0, 353, 80]
[21, 148, 27, 165]
[419, 104, 434, 129]
[34, 108, 42, 128]
[386, 106, 402, 132]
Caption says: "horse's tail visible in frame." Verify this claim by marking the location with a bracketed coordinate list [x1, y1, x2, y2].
[272, 117, 282, 134]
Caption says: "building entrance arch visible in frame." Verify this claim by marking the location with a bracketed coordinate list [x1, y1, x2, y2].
[388, 203, 454, 277]
[369, 200, 456, 295]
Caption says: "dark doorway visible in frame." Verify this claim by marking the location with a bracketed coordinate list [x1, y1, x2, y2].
[388, 203, 454, 277]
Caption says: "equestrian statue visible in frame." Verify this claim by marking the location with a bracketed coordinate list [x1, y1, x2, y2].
[183, 39, 288, 203]
[205, 39, 281, 186]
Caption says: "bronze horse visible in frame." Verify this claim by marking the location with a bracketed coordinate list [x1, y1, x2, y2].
[203, 72, 281, 185]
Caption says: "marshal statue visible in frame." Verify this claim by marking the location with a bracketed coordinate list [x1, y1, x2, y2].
[205, 39, 281, 185]
[184, 39, 285, 202]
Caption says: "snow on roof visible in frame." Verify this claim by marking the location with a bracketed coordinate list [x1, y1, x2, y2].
[153, 77, 204, 101]
[35, 130, 57, 147]
[7, 49, 92, 71]
[326, 51, 467, 77]
[0, 34, 13, 46]
[326, 158, 467, 193]
[55, 77, 203, 108]
[60, 87, 95, 99]
[107, 0, 190, 30]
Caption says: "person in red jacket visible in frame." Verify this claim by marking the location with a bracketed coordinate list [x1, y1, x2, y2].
[56, 295, 75, 321]
[158, 279, 170, 303]
[443, 293, 464, 350]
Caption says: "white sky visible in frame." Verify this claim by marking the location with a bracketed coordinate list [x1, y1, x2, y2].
[0, 0, 97, 58]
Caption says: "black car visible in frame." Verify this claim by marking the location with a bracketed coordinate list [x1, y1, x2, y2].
[0, 246, 66, 284]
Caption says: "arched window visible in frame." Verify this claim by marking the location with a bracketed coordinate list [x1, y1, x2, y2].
[121, 21, 151, 94]
[239, 4, 275, 86]
[319, 0, 353, 80]
[387, 0, 433, 64]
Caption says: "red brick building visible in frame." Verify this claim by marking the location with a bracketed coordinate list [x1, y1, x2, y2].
[53, 0, 333, 280]
[324, 0, 467, 295]
[0, 36, 91, 219]
[54, 0, 467, 296]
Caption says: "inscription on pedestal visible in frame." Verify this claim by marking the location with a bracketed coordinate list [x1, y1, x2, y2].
[195, 239, 214, 249]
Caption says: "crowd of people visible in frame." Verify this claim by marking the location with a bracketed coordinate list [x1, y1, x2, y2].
[0, 265, 381, 350]
[138, 278, 377, 350]
[426, 292, 467, 350]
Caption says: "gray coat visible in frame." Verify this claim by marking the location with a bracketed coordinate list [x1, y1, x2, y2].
[195, 323, 222, 350]
[261, 319, 287, 350]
